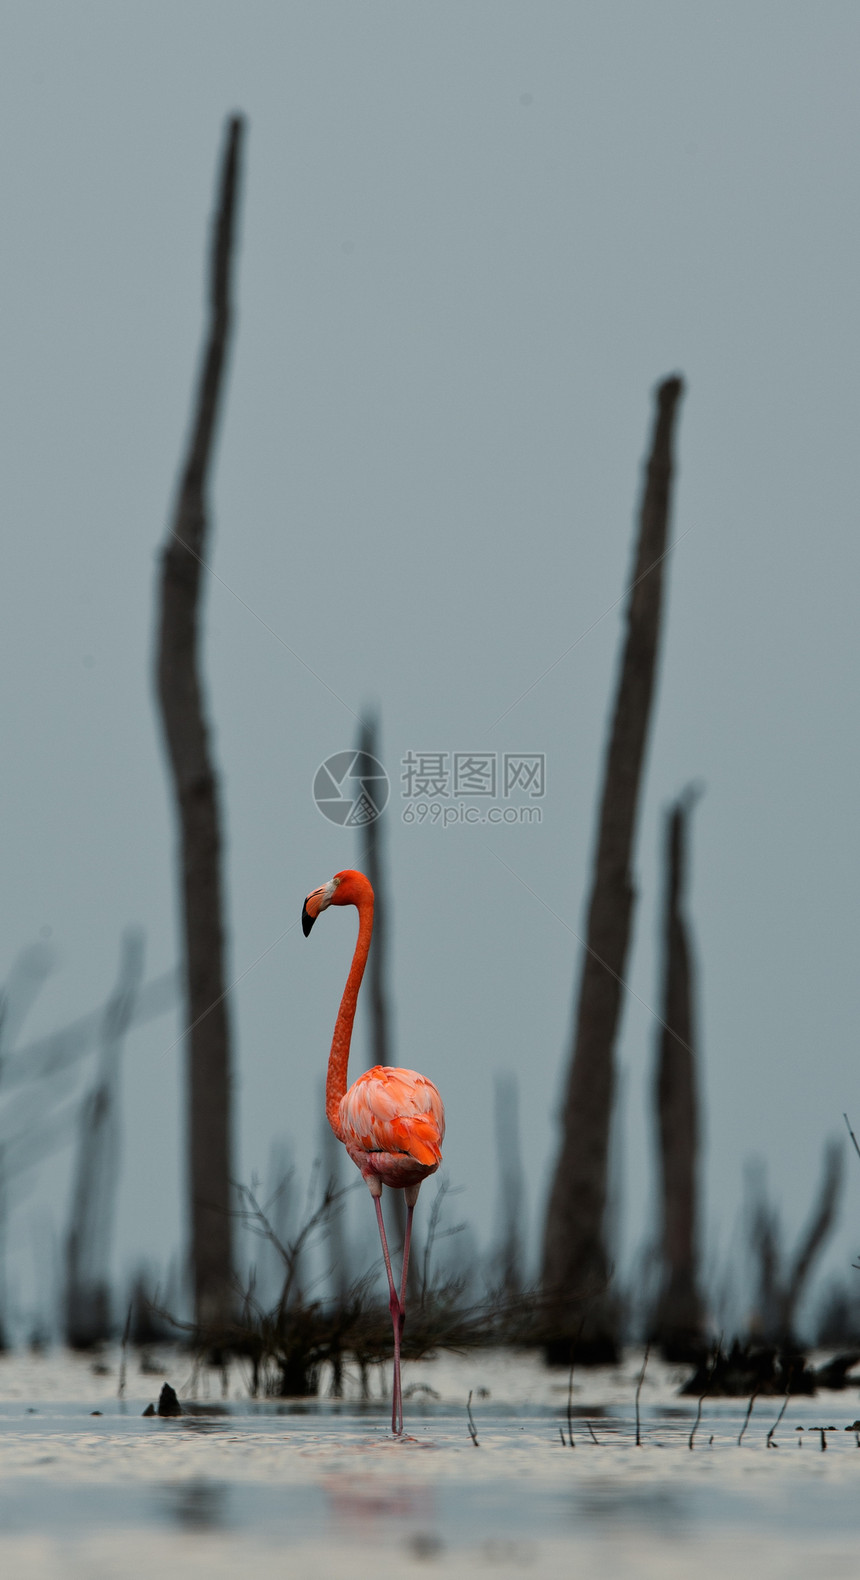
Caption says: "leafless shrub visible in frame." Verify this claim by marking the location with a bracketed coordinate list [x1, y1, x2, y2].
[155, 1162, 568, 1397]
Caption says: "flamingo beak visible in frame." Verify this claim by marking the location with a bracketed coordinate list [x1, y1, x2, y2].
[302, 879, 337, 937]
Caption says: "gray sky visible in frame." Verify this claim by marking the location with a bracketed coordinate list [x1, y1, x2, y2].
[1, 1, 858, 1332]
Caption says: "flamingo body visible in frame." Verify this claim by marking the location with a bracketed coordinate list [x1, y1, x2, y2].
[340, 1064, 444, 1194]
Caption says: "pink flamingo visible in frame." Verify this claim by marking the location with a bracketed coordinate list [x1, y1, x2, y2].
[302, 869, 444, 1435]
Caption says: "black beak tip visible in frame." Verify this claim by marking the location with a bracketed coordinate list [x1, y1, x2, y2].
[301, 900, 316, 937]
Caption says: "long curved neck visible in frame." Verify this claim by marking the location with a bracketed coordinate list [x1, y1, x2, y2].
[326, 888, 374, 1137]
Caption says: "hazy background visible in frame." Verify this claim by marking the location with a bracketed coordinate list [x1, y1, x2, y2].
[0, 0, 858, 1333]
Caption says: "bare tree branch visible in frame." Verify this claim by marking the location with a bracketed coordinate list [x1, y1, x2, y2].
[1, 971, 177, 1090]
[780, 1139, 844, 1338]
[234, 1171, 356, 1321]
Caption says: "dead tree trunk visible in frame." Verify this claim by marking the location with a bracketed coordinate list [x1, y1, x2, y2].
[651, 791, 706, 1360]
[746, 1159, 781, 1340]
[356, 713, 419, 1300]
[0, 943, 55, 1351]
[492, 1072, 526, 1299]
[541, 375, 685, 1362]
[0, 1006, 7, 1355]
[155, 115, 244, 1333]
[65, 930, 144, 1348]
[357, 714, 394, 1072]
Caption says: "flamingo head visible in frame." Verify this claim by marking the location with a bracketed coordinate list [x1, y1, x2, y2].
[302, 869, 373, 935]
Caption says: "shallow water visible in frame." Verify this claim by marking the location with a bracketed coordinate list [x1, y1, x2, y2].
[1, 1350, 859, 1577]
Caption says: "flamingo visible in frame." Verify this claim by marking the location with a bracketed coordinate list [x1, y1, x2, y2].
[302, 868, 444, 1435]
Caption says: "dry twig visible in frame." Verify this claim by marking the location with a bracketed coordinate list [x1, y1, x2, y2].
[766, 1367, 794, 1448]
[737, 1384, 760, 1446]
[635, 1343, 650, 1446]
[689, 1339, 721, 1450]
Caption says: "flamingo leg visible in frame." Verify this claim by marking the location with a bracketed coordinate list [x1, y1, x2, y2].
[374, 1195, 404, 1434]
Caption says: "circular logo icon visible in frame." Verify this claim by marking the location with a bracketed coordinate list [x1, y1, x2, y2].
[313, 750, 390, 827]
